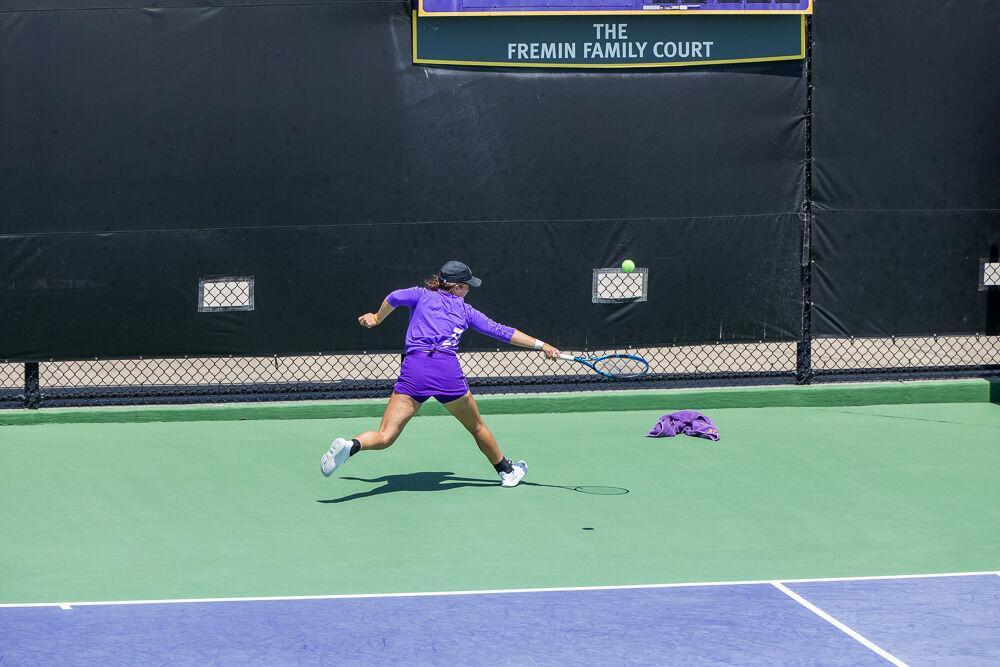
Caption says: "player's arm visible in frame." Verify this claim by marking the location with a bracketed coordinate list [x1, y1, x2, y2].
[509, 330, 560, 359]
[464, 303, 561, 359]
[359, 287, 422, 328]
[359, 298, 395, 328]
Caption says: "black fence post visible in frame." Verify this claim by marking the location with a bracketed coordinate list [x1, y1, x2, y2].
[796, 229, 813, 384]
[796, 15, 815, 386]
[987, 243, 999, 336]
[24, 362, 41, 409]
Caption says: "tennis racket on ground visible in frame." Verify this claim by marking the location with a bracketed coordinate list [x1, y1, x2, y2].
[558, 353, 650, 379]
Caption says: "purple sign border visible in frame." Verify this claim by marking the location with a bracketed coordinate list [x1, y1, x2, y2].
[419, 0, 812, 16]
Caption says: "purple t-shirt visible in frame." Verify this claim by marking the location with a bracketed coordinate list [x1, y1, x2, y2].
[387, 287, 515, 355]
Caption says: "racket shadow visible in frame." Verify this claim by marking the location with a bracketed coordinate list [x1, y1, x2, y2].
[520, 482, 630, 495]
[318, 472, 629, 504]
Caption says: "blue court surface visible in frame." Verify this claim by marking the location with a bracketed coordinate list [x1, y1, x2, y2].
[2, 572, 998, 665]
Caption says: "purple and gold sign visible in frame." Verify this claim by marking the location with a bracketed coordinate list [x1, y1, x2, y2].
[419, 0, 812, 17]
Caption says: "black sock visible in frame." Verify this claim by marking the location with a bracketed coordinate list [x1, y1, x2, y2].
[350, 439, 361, 456]
[493, 457, 513, 474]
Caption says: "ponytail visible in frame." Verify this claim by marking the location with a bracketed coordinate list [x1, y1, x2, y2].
[424, 274, 463, 293]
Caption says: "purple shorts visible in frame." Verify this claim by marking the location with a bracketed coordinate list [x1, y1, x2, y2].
[394, 350, 469, 403]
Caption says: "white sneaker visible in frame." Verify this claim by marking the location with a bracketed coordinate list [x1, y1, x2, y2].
[499, 460, 527, 487]
[321, 438, 352, 477]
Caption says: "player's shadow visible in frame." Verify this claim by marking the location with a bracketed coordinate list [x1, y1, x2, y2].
[318, 471, 629, 504]
[318, 471, 495, 504]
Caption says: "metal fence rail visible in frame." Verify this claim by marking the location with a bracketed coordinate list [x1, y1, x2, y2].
[3, 335, 997, 408]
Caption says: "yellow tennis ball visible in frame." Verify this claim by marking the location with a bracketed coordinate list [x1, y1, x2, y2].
[621, 259, 636, 273]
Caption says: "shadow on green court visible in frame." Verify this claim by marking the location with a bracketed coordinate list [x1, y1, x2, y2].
[318, 472, 628, 504]
[318, 472, 492, 503]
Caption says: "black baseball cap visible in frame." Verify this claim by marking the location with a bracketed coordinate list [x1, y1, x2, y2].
[440, 260, 482, 287]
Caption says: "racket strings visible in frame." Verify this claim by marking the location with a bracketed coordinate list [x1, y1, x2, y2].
[592, 355, 648, 378]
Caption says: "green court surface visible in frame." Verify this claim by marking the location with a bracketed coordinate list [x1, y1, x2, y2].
[1, 382, 998, 605]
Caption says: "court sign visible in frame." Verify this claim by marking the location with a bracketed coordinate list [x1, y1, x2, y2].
[413, 13, 805, 68]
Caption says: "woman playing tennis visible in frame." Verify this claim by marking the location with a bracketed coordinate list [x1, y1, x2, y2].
[320, 261, 560, 487]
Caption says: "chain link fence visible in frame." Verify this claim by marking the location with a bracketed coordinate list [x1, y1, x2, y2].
[1, 363, 23, 408]
[980, 261, 1000, 289]
[813, 335, 1000, 374]
[593, 267, 648, 303]
[3, 335, 997, 408]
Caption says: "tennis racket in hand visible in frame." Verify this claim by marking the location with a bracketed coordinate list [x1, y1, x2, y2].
[558, 353, 650, 379]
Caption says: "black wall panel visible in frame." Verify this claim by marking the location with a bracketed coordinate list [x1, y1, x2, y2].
[811, 0, 1000, 337]
[813, 210, 999, 337]
[0, 3, 804, 236]
[812, 0, 1000, 212]
[1, 216, 801, 360]
[0, 1, 806, 360]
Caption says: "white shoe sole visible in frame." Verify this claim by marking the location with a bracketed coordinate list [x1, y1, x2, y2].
[321, 438, 351, 477]
[320, 451, 336, 477]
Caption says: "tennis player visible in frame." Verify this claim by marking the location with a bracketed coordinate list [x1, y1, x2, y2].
[321, 261, 560, 487]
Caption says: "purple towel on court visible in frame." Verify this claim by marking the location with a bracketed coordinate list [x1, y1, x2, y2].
[646, 410, 719, 441]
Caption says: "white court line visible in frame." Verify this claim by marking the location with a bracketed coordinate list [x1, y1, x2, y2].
[2, 569, 998, 610]
[773, 582, 907, 666]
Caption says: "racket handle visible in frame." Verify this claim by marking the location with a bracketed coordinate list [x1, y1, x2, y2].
[558, 353, 576, 361]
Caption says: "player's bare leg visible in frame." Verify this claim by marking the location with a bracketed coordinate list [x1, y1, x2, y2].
[321, 392, 420, 477]
[444, 392, 526, 487]
[356, 392, 422, 450]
